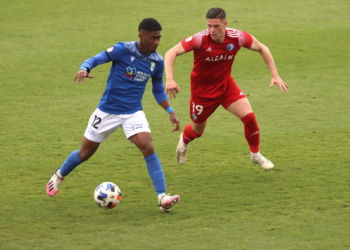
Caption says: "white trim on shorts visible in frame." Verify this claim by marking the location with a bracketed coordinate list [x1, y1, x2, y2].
[84, 108, 151, 143]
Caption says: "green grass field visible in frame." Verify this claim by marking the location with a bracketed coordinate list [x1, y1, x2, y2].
[1, 0, 349, 249]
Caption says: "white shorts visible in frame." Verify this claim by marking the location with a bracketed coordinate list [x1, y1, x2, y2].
[84, 108, 151, 143]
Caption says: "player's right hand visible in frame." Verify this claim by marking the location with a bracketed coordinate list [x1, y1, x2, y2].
[73, 69, 94, 84]
[166, 79, 181, 100]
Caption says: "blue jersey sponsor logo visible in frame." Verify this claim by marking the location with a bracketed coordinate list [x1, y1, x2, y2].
[227, 43, 235, 51]
[124, 66, 150, 82]
[124, 66, 137, 79]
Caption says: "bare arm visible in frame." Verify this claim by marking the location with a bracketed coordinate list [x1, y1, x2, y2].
[164, 43, 187, 99]
[249, 36, 288, 93]
[159, 99, 180, 132]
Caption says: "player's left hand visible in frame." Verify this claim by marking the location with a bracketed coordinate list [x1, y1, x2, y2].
[170, 112, 180, 132]
[270, 75, 288, 93]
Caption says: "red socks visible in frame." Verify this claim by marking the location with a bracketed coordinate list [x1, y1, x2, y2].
[182, 124, 203, 144]
[241, 113, 260, 153]
[182, 113, 259, 153]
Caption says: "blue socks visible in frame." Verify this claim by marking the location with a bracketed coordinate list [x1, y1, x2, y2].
[59, 151, 166, 196]
[59, 150, 83, 177]
[145, 152, 166, 194]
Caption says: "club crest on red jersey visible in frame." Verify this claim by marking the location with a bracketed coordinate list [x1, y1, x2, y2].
[227, 43, 235, 51]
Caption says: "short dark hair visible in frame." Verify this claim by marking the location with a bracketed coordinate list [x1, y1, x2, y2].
[206, 8, 226, 20]
[138, 18, 162, 32]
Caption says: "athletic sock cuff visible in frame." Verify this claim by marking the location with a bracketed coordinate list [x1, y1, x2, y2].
[74, 150, 83, 163]
[240, 112, 255, 123]
[144, 152, 157, 162]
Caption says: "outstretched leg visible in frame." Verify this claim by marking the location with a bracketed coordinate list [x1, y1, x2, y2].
[46, 137, 100, 197]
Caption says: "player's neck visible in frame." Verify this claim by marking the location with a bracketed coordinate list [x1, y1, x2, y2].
[214, 37, 225, 43]
[137, 41, 150, 55]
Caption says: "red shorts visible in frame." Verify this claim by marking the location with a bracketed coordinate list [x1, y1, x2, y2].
[189, 78, 246, 123]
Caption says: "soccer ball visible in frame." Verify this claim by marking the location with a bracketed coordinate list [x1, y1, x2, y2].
[94, 182, 122, 209]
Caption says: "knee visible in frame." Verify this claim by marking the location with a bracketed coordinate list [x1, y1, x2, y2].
[78, 150, 93, 162]
[140, 142, 155, 157]
[241, 112, 257, 125]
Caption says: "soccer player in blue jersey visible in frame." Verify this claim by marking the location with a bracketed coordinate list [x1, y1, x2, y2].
[46, 18, 180, 212]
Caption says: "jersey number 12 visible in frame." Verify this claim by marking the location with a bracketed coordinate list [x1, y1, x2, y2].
[91, 115, 102, 129]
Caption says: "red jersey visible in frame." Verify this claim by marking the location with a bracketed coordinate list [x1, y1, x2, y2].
[181, 28, 253, 98]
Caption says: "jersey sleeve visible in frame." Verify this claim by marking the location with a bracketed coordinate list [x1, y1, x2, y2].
[181, 32, 203, 52]
[80, 52, 110, 73]
[80, 43, 124, 72]
[105, 42, 125, 61]
[152, 59, 164, 81]
[239, 30, 253, 49]
[152, 60, 168, 104]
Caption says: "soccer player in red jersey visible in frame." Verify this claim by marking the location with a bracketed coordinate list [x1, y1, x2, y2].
[164, 7, 288, 170]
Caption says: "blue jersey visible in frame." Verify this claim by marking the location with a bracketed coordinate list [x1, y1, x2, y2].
[80, 41, 168, 114]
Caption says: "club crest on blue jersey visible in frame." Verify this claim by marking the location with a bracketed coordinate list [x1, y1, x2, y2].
[227, 43, 235, 51]
[124, 66, 137, 79]
[191, 113, 198, 121]
[150, 62, 155, 72]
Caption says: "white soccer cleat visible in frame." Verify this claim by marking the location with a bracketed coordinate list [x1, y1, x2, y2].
[159, 194, 180, 212]
[176, 133, 189, 165]
[251, 155, 274, 170]
[46, 168, 64, 197]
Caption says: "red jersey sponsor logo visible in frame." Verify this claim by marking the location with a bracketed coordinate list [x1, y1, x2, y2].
[205, 54, 234, 62]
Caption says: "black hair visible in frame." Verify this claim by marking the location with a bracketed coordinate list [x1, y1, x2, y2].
[206, 8, 226, 20]
[138, 18, 162, 32]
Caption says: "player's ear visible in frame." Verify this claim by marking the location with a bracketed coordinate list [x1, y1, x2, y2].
[139, 29, 147, 39]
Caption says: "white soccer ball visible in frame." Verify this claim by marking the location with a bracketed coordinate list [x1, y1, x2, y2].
[94, 182, 122, 209]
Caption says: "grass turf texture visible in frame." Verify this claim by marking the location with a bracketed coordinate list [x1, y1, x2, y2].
[1, 0, 349, 249]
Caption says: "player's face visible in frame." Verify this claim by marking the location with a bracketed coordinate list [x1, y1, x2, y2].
[138, 30, 162, 54]
[207, 18, 227, 43]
